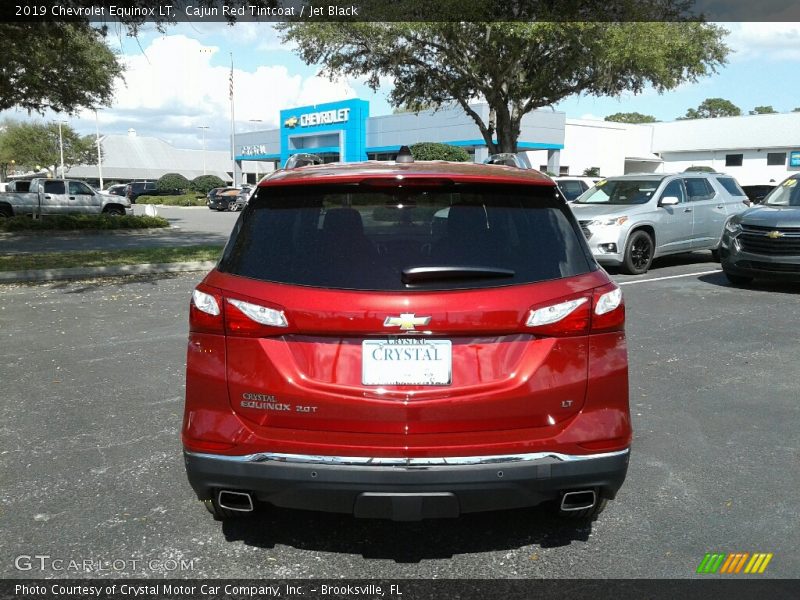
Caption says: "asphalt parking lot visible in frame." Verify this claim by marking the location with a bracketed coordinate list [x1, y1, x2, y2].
[1, 254, 798, 579]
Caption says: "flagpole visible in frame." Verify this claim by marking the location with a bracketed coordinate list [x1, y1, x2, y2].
[229, 52, 236, 187]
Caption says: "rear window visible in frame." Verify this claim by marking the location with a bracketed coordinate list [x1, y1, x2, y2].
[715, 177, 746, 197]
[219, 183, 594, 291]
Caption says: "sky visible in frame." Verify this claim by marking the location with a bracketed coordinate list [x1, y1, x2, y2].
[3, 22, 800, 153]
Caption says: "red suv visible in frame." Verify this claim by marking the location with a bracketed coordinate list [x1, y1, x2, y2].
[182, 151, 631, 522]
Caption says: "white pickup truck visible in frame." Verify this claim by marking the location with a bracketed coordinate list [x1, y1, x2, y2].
[0, 178, 132, 218]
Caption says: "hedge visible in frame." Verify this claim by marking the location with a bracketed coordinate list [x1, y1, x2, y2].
[0, 214, 169, 231]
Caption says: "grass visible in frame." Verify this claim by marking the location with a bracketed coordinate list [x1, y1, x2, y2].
[137, 193, 207, 206]
[0, 245, 224, 272]
[0, 214, 169, 232]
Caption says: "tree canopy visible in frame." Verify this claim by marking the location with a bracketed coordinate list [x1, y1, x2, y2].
[0, 120, 94, 178]
[280, 15, 728, 153]
[749, 105, 777, 115]
[0, 23, 123, 114]
[604, 112, 658, 124]
[679, 98, 741, 119]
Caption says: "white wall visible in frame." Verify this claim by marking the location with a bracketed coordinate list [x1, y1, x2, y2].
[660, 149, 795, 185]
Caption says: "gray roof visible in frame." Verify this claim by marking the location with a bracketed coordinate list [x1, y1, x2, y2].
[66, 134, 273, 182]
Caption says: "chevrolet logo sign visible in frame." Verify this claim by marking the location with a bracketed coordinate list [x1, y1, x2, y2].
[765, 230, 784, 239]
[284, 116, 299, 128]
[383, 313, 431, 331]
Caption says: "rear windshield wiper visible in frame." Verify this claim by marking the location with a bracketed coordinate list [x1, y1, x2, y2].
[401, 266, 515, 284]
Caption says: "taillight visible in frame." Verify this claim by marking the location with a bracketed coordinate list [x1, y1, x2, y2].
[189, 286, 224, 334]
[526, 294, 591, 336]
[224, 297, 288, 336]
[189, 286, 290, 337]
[591, 283, 625, 332]
[525, 283, 624, 337]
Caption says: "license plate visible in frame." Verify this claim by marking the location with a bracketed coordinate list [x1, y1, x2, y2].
[362, 339, 452, 386]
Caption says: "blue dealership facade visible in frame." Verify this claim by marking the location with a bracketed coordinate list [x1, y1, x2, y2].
[233, 98, 566, 181]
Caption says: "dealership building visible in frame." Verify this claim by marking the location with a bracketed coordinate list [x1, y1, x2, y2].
[233, 98, 800, 186]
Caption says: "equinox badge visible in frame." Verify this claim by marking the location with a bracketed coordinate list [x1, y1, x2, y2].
[383, 313, 431, 331]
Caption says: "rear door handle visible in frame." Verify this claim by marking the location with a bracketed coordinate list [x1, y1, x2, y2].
[716, 204, 724, 209]
[69, 196, 76, 200]
[684, 208, 693, 213]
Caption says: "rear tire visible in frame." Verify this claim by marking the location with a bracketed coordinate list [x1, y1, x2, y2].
[723, 271, 753, 285]
[103, 206, 125, 216]
[557, 497, 608, 521]
[621, 230, 654, 275]
[0, 206, 12, 218]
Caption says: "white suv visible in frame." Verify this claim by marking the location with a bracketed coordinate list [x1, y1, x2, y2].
[569, 173, 749, 274]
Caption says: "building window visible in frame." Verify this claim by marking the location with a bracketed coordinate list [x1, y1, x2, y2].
[539, 165, 548, 172]
[767, 152, 786, 166]
[559, 166, 569, 175]
[725, 154, 743, 167]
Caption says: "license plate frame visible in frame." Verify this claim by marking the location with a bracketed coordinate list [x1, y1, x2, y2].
[362, 339, 452, 386]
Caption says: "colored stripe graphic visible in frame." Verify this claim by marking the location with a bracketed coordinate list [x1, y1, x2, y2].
[699, 552, 773, 574]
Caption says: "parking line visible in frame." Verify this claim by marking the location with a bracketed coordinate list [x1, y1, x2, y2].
[617, 269, 722, 286]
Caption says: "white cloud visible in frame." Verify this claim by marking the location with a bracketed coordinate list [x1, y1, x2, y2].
[70, 33, 356, 150]
[725, 22, 800, 62]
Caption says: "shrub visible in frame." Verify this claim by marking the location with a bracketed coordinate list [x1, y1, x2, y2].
[137, 193, 206, 207]
[156, 172, 190, 192]
[583, 167, 601, 177]
[409, 142, 470, 162]
[190, 175, 226, 194]
[684, 166, 715, 173]
[0, 214, 169, 232]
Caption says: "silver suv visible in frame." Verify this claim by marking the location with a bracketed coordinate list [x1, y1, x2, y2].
[569, 173, 749, 274]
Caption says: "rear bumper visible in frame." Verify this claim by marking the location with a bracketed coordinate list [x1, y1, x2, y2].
[184, 448, 630, 520]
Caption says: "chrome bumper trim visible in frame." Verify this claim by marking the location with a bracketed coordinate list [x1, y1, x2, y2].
[186, 448, 629, 467]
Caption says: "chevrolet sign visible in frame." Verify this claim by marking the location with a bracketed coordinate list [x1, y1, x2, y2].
[298, 108, 351, 128]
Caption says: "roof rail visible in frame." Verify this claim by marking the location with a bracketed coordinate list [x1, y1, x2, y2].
[284, 153, 323, 169]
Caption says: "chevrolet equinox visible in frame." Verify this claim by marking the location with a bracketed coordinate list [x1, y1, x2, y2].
[182, 149, 631, 522]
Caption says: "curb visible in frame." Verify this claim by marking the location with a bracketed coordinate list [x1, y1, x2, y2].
[0, 261, 217, 284]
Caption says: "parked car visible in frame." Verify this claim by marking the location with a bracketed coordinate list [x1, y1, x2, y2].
[741, 184, 776, 205]
[106, 184, 128, 197]
[553, 177, 600, 201]
[231, 186, 253, 211]
[206, 187, 239, 211]
[126, 181, 183, 203]
[183, 149, 631, 523]
[569, 173, 750, 274]
[0, 178, 132, 217]
[720, 174, 800, 284]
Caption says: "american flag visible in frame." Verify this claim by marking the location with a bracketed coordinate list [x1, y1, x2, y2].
[229, 65, 234, 100]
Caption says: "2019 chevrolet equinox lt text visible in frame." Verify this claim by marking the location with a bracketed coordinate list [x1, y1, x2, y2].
[182, 149, 631, 523]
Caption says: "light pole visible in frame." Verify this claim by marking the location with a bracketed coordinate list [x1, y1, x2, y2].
[57, 120, 68, 179]
[95, 111, 104, 189]
[197, 125, 209, 176]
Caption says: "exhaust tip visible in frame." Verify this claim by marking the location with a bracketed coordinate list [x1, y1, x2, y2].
[217, 490, 254, 512]
[560, 490, 596, 512]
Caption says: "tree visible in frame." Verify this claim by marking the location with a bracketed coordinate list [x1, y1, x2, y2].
[0, 120, 94, 176]
[409, 143, 470, 162]
[191, 175, 226, 194]
[605, 112, 657, 124]
[583, 167, 601, 177]
[0, 23, 123, 114]
[749, 105, 777, 115]
[279, 14, 728, 154]
[679, 98, 741, 119]
[793, 108, 800, 113]
[157, 173, 190, 192]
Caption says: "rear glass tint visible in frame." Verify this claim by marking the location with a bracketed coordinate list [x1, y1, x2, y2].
[219, 183, 594, 291]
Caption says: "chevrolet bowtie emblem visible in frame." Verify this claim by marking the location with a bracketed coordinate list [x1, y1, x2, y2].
[284, 116, 299, 128]
[765, 230, 784, 239]
[383, 313, 431, 331]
